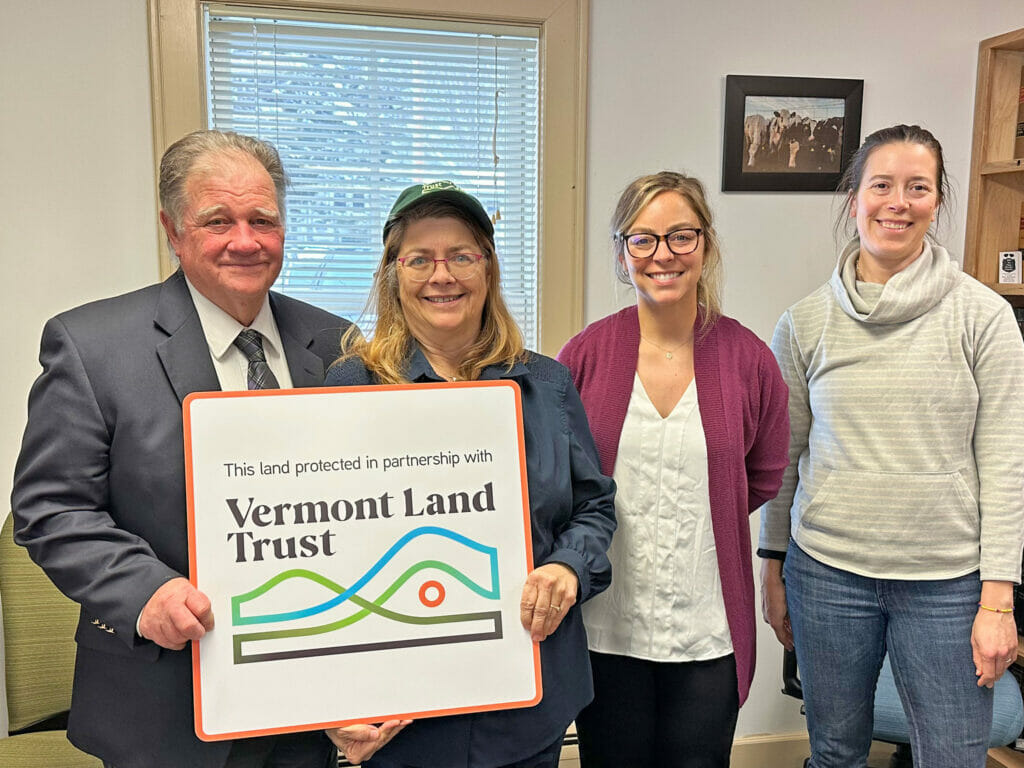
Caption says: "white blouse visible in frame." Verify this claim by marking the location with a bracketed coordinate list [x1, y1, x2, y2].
[583, 373, 732, 661]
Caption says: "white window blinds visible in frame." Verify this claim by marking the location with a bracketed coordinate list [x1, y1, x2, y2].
[203, 6, 540, 345]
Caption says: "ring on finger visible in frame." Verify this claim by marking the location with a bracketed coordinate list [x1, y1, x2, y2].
[551, 605, 562, 612]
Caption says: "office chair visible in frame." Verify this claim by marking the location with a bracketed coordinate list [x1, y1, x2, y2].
[0, 513, 101, 767]
[782, 649, 1024, 767]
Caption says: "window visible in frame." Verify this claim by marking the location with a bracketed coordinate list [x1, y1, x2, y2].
[149, 0, 587, 354]
[204, 7, 539, 342]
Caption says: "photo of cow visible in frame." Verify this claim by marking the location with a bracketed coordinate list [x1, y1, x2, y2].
[743, 96, 844, 173]
[721, 75, 862, 192]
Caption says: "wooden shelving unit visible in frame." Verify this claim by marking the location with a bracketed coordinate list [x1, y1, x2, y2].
[964, 26, 1024, 307]
[969, 27, 1024, 767]
[989, 746, 1024, 768]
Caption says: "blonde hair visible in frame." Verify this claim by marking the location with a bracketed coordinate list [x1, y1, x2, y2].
[341, 199, 525, 384]
[611, 171, 723, 330]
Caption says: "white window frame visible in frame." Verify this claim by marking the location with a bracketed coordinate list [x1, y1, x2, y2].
[147, 0, 588, 354]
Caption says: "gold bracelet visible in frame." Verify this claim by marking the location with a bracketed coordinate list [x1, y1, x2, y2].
[978, 602, 1014, 614]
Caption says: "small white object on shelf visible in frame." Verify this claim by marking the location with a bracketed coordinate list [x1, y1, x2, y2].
[999, 250, 1022, 283]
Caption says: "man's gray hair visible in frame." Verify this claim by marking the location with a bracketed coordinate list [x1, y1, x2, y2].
[159, 130, 288, 231]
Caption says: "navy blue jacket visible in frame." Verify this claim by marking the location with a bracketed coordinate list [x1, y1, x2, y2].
[325, 347, 616, 767]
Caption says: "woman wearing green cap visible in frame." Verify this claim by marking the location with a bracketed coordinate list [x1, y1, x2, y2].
[325, 181, 617, 768]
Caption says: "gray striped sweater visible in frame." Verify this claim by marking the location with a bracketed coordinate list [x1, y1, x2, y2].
[760, 239, 1024, 581]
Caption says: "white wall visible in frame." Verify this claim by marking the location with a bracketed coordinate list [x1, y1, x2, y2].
[1, 0, 158, 505]
[586, 0, 1024, 739]
[0, 0, 157, 734]
[3, 0, 1023, 745]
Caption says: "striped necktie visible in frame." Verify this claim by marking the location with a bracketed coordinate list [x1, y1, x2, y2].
[233, 329, 280, 390]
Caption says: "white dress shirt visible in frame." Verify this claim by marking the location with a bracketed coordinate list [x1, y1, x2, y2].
[185, 277, 293, 390]
[135, 279, 294, 635]
[583, 373, 732, 661]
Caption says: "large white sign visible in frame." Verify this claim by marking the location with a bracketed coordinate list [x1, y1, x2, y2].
[184, 382, 539, 741]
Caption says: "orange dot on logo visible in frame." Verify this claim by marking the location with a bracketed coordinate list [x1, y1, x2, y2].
[419, 580, 445, 607]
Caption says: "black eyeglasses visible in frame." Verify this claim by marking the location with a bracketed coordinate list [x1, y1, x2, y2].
[617, 228, 703, 259]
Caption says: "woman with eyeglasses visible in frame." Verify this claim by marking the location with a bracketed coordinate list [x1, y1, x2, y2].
[324, 181, 616, 768]
[557, 171, 789, 767]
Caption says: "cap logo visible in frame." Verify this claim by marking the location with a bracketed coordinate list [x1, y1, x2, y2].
[421, 181, 458, 193]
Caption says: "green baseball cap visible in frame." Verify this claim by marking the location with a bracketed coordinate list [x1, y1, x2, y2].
[383, 180, 494, 244]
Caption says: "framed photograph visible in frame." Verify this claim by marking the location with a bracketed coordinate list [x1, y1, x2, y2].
[722, 75, 863, 192]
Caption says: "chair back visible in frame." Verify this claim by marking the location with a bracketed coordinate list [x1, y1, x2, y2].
[782, 648, 803, 698]
[0, 513, 80, 732]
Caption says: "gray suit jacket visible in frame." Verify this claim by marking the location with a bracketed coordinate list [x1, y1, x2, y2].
[11, 270, 349, 767]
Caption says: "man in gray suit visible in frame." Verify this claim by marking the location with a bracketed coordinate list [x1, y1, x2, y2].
[10, 131, 400, 767]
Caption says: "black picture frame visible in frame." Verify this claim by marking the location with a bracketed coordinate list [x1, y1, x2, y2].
[721, 75, 863, 192]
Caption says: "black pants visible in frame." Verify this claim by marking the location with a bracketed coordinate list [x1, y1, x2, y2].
[103, 730, 335, 768]
[575, 651, 738, 768]
[499, 734, 563, 768]
[364, 732, 563, 768]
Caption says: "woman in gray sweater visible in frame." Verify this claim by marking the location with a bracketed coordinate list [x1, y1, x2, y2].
[759, 125, 1024, 767]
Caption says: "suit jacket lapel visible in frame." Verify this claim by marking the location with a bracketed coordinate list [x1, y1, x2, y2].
[281, 329, 326, 388]
[154, 271, 221, 403]
[153, 274, 326, 396]
[271, 293, 327, 388]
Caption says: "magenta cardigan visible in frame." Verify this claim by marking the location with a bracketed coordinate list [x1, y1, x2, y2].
[557, 305, 789, 705]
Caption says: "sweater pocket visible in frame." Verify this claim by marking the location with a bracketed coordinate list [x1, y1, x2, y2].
[797, 469, 978, 575]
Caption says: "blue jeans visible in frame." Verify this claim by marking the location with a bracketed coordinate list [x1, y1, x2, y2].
[784, 543, 993, 768]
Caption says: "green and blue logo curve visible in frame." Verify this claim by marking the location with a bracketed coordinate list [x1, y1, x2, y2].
[230, 526, 502, 664]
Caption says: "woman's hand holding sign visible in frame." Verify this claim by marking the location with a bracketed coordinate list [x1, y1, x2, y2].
[520, 563, 578, 642]
[326, 720, 412, 764]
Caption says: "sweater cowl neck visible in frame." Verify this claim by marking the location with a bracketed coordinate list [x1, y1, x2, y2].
[829, 238, 962, 325]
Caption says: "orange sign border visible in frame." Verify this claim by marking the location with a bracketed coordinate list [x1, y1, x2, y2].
[183, 380, 539, 741]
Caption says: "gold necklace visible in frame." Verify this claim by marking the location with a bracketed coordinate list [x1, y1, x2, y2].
[855, 256, 865, 282]
[640, 335, 690, 360]
[425, 356, 460, 381]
